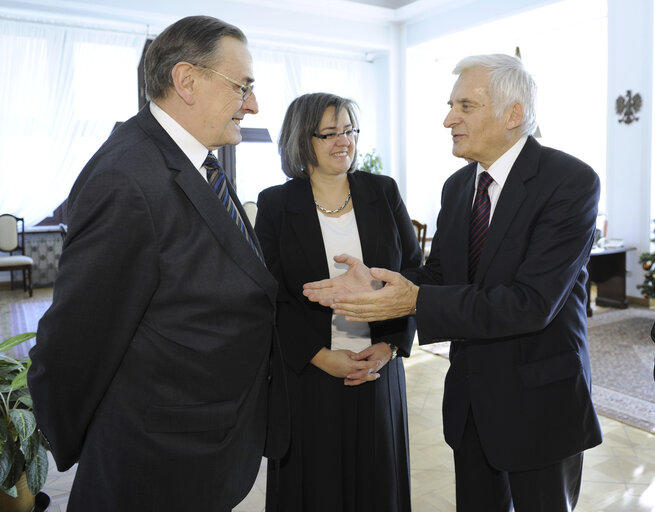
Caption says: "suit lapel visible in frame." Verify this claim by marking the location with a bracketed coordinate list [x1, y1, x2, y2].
[285, 179, 330, 279]
[349, 173, 379, 266]
[444, 167, 476, 282]
[475, 137, 540, 282]
[136, 106, 277, 302]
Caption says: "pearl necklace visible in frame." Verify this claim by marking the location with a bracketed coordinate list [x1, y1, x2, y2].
[314, 192, 352, 214]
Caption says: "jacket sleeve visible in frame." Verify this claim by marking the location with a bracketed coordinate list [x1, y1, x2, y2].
[28, 170, 159, 471]
[369, 176, 422, 357]
[255, 188, 329, 374]
[416, 160, 600, 342]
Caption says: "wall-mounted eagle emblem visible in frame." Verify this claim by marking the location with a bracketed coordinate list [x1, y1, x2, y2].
[616, 90, 642, 124]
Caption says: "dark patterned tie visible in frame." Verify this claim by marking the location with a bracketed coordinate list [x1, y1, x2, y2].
[469, 171, 494, 282]
[203, 152, 263, 262]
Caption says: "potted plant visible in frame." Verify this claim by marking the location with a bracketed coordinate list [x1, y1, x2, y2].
[358, 149, 382, 174]
[0, 332, 50, 512]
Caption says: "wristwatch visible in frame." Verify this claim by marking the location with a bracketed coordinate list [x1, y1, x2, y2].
[386, 342, 398, 360]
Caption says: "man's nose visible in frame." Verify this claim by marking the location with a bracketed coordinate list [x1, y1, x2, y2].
[243, 91, 259, 115]
[443, 108, 456, 128]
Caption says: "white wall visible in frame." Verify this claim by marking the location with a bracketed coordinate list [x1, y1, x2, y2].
[605, 0, 653, 298]
[2, 0, 653, 299]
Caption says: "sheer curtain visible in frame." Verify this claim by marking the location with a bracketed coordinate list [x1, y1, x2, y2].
[235, 47, 378, 203]
[0, 19, 145, 226]
[405, 0, 608, 232]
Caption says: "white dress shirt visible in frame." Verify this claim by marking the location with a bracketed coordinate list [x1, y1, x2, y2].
[473, 135, 528, 222]
[150, 101, 215, 181]
[316, 209, 371, 353]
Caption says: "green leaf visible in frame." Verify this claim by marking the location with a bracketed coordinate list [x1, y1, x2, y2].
[0, 440, 11, 485]
[0, 353, 22, 366]
[15, 394, 33, 409]
[25, 442, 48, 494]
[20, 433, 35, 463]
[0, 437, 20, 489]
[0, 333, 36, 354]
[9, 410, 36, 442]
[10, 367, 28, 390]
[2, 444, 24, 489]
[0, 484, 18, 498]
[0, 417, 8, 446]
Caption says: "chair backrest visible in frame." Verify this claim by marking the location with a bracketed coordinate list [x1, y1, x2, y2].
[0, 214, 22, 253]
[242, 201, 258, 227]
[411, 219, 427, 254]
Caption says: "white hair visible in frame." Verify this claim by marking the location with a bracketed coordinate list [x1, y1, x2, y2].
[453, 54, 537, 137]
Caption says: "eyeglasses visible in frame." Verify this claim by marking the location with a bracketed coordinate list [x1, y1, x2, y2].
[312, 128, 360, 141]
[197, 66, 254, 101]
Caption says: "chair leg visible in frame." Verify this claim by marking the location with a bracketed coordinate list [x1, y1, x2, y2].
[27, 267, 33, 297]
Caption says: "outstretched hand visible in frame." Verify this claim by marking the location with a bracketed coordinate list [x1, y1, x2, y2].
[302, 254, 382, 307]
[303, 254, 419, 322]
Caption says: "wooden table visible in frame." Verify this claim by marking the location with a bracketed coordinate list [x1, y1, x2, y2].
[586, 246, 636, 317]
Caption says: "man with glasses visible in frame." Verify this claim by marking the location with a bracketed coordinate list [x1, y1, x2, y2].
[28, 15, 288, 512]
[304, 54, 602, 511]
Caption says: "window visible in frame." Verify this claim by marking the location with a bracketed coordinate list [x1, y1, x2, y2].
[405, 0, 608, 231]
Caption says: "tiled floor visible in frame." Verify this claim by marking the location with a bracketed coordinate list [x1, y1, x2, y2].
[2, 287, 655, 511]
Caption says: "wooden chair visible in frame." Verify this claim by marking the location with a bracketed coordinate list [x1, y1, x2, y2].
[0, 214, 33, 297]
[411, 219, 427, 260]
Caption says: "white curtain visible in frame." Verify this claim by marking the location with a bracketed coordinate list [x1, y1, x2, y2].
[0, 19, 145, 226]
[235, 46, 378, 203]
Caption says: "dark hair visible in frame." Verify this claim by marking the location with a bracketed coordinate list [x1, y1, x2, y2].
[278, 93, 359, 179]
[145, 15, 247, 100]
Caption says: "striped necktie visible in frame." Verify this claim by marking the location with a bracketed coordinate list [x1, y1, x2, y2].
[203, 152, 263, 262]
[468, 171, 494, 282]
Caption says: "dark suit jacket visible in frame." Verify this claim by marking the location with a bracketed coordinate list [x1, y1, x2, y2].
[405, 136, 603, 472]
[28, 105, 288, 512]
[255, 172, 422, 373]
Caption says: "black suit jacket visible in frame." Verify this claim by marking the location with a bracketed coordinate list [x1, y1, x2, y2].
[405, 136, 603, 471]
[255, 171, 422, 373]
[28, 105, 289, 511]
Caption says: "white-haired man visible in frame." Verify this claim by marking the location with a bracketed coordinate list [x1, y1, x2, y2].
[304, 54, 602, 511]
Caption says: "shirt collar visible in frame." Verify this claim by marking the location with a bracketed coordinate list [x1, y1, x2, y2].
[149, 101, 214, 173]
[476, 135, 528, 188]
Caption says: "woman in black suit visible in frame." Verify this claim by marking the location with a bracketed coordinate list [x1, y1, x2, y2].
[255, 92, 421, 511]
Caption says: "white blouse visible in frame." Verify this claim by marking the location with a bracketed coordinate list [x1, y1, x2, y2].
[316, 209, 371, 353]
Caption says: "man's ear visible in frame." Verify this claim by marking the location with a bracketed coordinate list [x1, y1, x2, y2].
[506, 102, 524, 130]
[171, 62, 197, 105]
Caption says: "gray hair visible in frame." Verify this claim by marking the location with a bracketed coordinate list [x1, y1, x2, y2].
[279, 93, 359, 179]
[453, 54, 537, 137]
[145, 16, 247, 100]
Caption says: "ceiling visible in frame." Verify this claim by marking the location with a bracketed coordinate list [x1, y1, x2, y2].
[346, 0, 419, 7]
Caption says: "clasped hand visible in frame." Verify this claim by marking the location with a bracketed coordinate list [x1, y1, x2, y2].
[311, 343, 393, 386]
[302, 254, 419, 322]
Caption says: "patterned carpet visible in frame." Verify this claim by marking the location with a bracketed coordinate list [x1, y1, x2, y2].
[587, 307, 655, 433]
[421, 307, 655, 433]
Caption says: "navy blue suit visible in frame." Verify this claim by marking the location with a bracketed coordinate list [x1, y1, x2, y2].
[404, 136, 602, 508]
